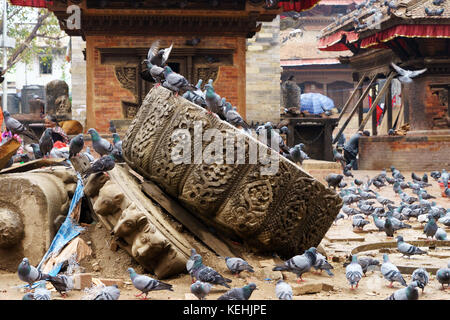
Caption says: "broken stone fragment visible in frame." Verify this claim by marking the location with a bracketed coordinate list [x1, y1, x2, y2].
[0, 209, 24, 248]
[292, 282, 323, 295]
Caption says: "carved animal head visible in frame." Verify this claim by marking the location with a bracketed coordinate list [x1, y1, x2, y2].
[111, 204, 147, 237]
[93, 181, 126, 216]
[131, 221, 170, 260]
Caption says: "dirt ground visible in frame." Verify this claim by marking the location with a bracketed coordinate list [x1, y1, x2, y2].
[1, 169, 449, 300]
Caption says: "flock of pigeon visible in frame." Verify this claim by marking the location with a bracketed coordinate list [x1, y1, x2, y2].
[321, 165, 450, 299]
[1, 108, 124, 177]
[140, 40, 250, 133]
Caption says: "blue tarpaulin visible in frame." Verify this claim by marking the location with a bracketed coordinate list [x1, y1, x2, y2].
[37, 173, 85, 277]
[300, 93, 335, 114]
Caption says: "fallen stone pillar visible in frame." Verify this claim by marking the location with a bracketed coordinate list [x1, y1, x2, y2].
[0, 168, 77, 271]
[122, 86, 343, 257]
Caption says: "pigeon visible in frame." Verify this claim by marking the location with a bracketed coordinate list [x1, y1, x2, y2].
[371, 214, 386, 231]
[69, 134, 84, 158]
[411, 268, 429, 293]
[112, 133, 122, 153]
[30, 143, 43, 159]
[386, 281, 419, 300]
[183, 79, 206, 106]
[109, 120, 116, 133]
[345, 255, 363, 289]
[127, 268, 173, 300]
[39, 128, 54, 157]
[353, 215, 370, 230]
[425, 7, 445, 16]
[411, 172, 422, 181]
[186, 248, 201, 283]
[343, 167, 354, 178]
[432, 0, 445, 5]
[146, 40, 172, 68]
[22, 281, 51, 300]
[339, 181, 348, 189]
[385, 176, 396, 185]
[391, 62, 427, 83]
[384, 217, 395, 237]
[441, 169, 449, 188]
[325, 174, 344, 190]
[47, 274, 73, 297]
[273, 248, 317, 283]
[191, 255, 232, 288]
[334, 212, 346, 224]
[225, 257, 254, 276]
[381, 254, 407, 287]
[436, 262, 450, 290]
[92, 285, 121, 300]
[358, 257, 380, 276]
[399, 190, 417, 205]
[204, 84, 225, 118]
[312, 251, 334, 276]
[217, 283, 257, 300]
[354, 178, 364, 186]
[17, 258, 50, 288]
[333, 148, 346, 169]
[2, 110, 39, 141]
[424, 216, 438, 239]
[275, 280, 292, 300]
[162, 66, 196, 94]
[87, 128, 114, 156]
[396, 236, 427, 258]
[223, 103, 250, 131]
[386, 212, 412, 230]
[435, 228, 447, 240]
[83, 154, 115, 177]
[439, 214, 450, 226]
[284, 143, 310, 166]
[185, 37, 201, 46]
[190, 281, 212, 300]
[430, 171, 441, 181]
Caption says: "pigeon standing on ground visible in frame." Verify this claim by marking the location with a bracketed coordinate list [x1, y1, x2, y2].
[325, 174, 344, 190]
[39, 128, 54, 157]
[191, 255, 232, 288]
[217, 283, 257, 300]
[22, 281, 51, 300]
[396, 236, 427, 258]
[352, 215, 370, 230]
[273, 248, 317, 283]
[17, 258, 50, 288]
[47, 274, 73, 297]
[312, 251, 334, 276]
[87, 128, 114, 156]
[186, 248, 201, 283]
[127, 268, 173, 300]
[275, 280, 293, 300]
[435, 228, 447, 240]
[2, 110, 39, 141]
[391, 62, 427, 83]
[69, 134, 84, 158]
[381, 254, 407, 287]
[424, 216, 438, 239]
[436, 262, 450, 290]
[411, 268, 429, 293]
[92, 285, 121, 300]
[83, 154, 115, 177]
[386, 281, 419, 300]
[190, 281, 212, 300]
[284, 143, 310, 165]
[225, 257, 255, 276]
[384, 217, 395, 237]
[345, 255, 363, 289]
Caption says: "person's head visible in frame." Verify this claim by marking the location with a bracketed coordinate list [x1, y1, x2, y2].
[363, 130, 370, 137]
[44, 114, 58, 128]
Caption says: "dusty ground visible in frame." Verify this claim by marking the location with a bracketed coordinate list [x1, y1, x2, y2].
[1, 169, 449, 300]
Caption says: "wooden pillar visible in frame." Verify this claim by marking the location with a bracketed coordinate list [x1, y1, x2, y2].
[387, 82, 393, 130]
[358, 87, 363, 126]
[371, 85, 378, 136]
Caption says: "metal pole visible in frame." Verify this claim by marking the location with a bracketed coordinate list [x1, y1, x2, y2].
[2, 0, 7, 112]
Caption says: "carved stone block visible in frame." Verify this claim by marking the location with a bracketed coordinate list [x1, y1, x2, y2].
[123, 86, 342, 257]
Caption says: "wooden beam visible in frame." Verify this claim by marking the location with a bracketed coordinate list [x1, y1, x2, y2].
[337, 72, 367, 123]
[141, 180, 236, 258]
[371, 86, 378, 136]
[332, 74, 377, 144]
[358, 72, 395, 132]
[387, 83, 393, 130]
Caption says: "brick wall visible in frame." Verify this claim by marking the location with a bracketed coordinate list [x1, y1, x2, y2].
[246, 16, 281, 125]
[85, 35, 246, 133]
[359, 135, 450, 171]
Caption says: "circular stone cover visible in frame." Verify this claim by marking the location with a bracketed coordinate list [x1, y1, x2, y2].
[0, 209, 24, 248]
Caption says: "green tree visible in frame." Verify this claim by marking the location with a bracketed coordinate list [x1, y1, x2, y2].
[0, 4, 65, 74]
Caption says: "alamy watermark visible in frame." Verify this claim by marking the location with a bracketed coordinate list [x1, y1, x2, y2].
[66, 5, 81, 30]
[170, 121, 280, 175]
